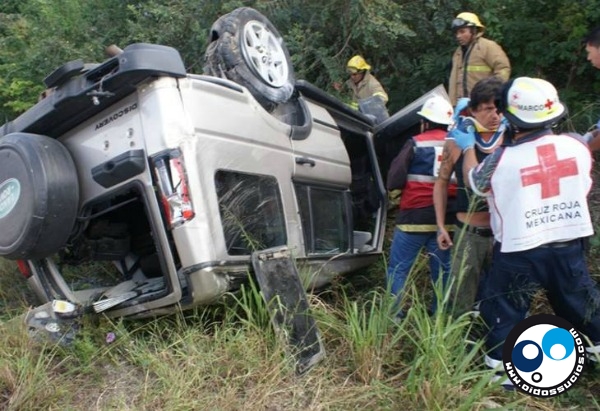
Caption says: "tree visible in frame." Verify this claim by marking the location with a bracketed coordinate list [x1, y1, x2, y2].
[0, 0, 599, 130]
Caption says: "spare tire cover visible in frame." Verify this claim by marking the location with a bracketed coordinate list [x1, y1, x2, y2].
[0, 133, 79, 259]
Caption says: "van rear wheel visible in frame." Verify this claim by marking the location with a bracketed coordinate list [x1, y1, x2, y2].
[0, 133, 79, 259]
[203, 7, 295, 111]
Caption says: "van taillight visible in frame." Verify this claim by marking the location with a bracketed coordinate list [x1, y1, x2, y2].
[16, 260, 31, 278]
[153, 150, 195, 228]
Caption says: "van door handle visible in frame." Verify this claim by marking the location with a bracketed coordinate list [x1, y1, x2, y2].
[295, 156, 316, 167]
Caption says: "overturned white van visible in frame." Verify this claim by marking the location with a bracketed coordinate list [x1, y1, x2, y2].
[0, 8, 391, 328]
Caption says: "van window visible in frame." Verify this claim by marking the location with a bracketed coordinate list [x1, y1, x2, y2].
[295, 185, 350, 254]
[216, 170, 286, 255]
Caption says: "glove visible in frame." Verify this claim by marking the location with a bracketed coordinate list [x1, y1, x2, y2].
[447, 120, 475, 150]
[582, 118, 600, 143]
[453, 97, 470, 122]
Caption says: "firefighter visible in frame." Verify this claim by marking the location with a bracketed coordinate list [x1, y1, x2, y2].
[333, 55, 388, 111]
[448, 12, 511, 105]
[581, 26, 600, 151]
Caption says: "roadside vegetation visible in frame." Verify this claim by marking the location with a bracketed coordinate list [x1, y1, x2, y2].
[2, 1, 600, 410]
[2, 249, 600, 410]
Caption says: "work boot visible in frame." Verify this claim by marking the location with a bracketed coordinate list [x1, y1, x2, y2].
[485, 355, 515, 391]
[586, 343, 600, 367]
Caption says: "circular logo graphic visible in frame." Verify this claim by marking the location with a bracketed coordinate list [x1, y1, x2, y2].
[503, 314, 586, 397]
[0, 178, 20, 219]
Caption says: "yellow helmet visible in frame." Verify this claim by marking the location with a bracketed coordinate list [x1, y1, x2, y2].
[347, 55, 371, 73]
[452, 12, 485, 31]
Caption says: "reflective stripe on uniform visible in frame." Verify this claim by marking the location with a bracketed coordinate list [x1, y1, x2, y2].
[396, 224, 454, 232]
[466, 65, 492, 73]
[413, 140, 445, 148]
[406, 174, 436, 183]
[497, 68, 511, 80]
[373, 91, 387, 100]
[396, 224, 437, 232]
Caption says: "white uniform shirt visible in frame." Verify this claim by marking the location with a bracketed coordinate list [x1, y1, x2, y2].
[469, 133, 593, 252]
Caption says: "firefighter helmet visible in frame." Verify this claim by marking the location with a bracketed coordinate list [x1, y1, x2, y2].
[451, 12, 485, 31]
[347, 55, 371, 73]
[417, 95, 454, 125]
[500, 77, 566, 129]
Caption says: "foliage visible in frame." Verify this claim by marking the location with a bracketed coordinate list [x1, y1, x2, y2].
[0, 259, 36, 319]
[1, 2, 600, 408]
[400, 295, 495, 410]
[334, 288, 402, 383]
[225, 276, 274, 334]
[1, 0, 600, 126]
[5, 260, 588, 409]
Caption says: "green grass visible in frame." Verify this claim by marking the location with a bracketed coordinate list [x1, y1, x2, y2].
[2, 231, 600, 410]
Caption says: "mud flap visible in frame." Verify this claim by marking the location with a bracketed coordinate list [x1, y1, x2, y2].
[251, 246, 325, 375]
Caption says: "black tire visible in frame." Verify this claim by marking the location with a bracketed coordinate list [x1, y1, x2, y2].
[0, 133, 79, 260]
[203, 7, 295, 111]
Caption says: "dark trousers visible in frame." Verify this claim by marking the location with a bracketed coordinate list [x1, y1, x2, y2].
[480, 240, 600, 360]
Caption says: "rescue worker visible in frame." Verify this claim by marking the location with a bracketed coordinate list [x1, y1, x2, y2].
[456, 76, 600, 387]
[386, 96, 457, 319]
[333, 55, 389, 111]
[433, 76, 506, 317]
[581, 26, 600, 151]
[448, 12, 511, 105]
[584, 26, 600, 70]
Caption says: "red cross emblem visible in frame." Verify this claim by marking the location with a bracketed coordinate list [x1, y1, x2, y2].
[544, 99, 553, 110]
[520, 143, 578, 199]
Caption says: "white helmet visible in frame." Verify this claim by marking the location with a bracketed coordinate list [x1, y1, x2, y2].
[501, 77, 566, 129]
[417, 95, 453, 125]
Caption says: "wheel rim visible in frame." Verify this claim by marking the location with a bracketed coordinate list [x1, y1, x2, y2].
[241, 20, 289, 88]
